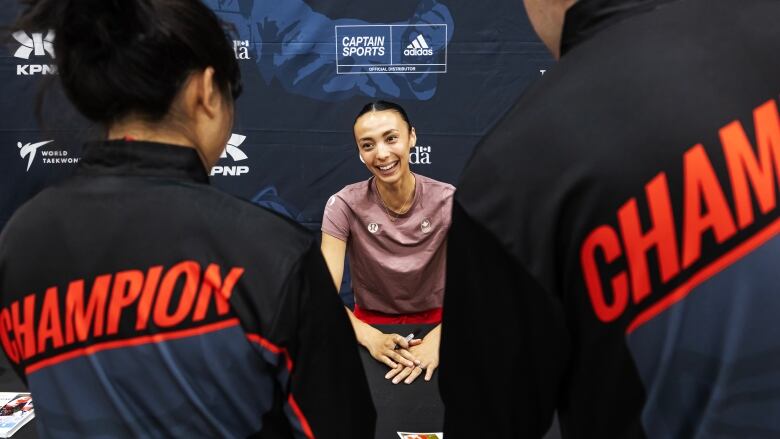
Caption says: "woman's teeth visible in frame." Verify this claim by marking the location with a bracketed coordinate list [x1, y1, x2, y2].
[379, 162, 397, 171]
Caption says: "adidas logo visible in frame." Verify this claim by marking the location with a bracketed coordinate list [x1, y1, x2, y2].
[407, 34, 429, 50]
[404, 34, 434, 57]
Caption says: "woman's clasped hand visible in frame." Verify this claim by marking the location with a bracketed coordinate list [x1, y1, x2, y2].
[384, 325, 441, 384]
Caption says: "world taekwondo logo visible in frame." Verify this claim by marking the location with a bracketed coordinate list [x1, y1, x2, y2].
[12, 30, 57, 76]
[211, 133, 249, 176]
[18, 140, 53, 171]
[404, 34, 433, 57]
[17, 140, 80, 172]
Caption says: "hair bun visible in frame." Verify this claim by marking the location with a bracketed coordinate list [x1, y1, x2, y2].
[17, 0, 152, 55]
[71, 1, 154, 60]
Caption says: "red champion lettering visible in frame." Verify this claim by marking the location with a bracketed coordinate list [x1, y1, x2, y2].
[0, 261, 245, 365]
[580, 97, 780, 330]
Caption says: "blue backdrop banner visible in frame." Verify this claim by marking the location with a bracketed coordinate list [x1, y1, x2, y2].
[1, 0, 551, 233]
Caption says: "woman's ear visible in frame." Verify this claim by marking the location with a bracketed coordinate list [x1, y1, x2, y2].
[409, 126, 417, 147]
[197, 67, 220, 119]
[177, 67, 231, 168]
[177, 67, 220, 121]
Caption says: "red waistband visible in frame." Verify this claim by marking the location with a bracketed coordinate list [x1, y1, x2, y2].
[352, 303, 442, 325]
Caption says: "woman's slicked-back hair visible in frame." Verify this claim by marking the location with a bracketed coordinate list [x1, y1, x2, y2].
[355, 100, 412, 130]
[14, 0, 242, 125]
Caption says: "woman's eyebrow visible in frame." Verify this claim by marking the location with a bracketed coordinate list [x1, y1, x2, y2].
[358, 129, 399, 142]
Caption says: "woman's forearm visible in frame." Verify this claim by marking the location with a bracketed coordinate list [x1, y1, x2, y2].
[345, 306, 378, 346]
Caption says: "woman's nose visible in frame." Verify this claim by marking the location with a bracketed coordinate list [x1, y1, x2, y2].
[376, 142, 391, 159]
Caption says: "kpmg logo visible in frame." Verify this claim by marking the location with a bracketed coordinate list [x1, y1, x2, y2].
[18, 140, 80, 172]
[12, 30, 57, 76]
[211, 133, 249, 176]
[336, 24, 447, 74]
[232, 40, 251, 60]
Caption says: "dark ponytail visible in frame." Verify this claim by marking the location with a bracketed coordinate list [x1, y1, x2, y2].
[14, 0, 242, 125]
[355, 100, 413, 130]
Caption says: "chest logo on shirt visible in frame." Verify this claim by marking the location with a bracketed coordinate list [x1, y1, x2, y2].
[367, 222, 380, 234]
[421, 217, 432, 234]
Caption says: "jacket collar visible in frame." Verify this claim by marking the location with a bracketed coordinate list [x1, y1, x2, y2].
[561, 0, 679, 55]
[75, 140, 210, 184]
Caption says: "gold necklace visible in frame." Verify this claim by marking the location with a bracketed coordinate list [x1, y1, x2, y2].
[376, 174, 416, 222]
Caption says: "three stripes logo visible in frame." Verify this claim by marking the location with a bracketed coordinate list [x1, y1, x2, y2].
[404, 34, 433, 57]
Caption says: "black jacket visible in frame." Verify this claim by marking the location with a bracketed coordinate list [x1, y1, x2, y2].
[0, 140, 375, 438]
[441, 0, 780, 437]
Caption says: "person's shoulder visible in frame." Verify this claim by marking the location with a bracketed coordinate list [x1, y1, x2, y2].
[336, 179, 371, 196]
[196, 184, 313, 245]
[331, 179, 372, 203]
[417, 174, 455, 196]
[0, 187, 55, 242]
[0, 182, 80, 259]
[128, 181, 317, 262]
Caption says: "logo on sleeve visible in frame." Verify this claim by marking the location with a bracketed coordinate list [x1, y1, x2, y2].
[367, 222, 380, 234]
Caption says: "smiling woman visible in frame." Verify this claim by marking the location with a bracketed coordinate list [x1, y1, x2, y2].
[320, 101, 454, 385]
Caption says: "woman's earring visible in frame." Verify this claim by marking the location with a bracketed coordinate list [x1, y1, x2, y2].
[359, 154, 366, 164]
